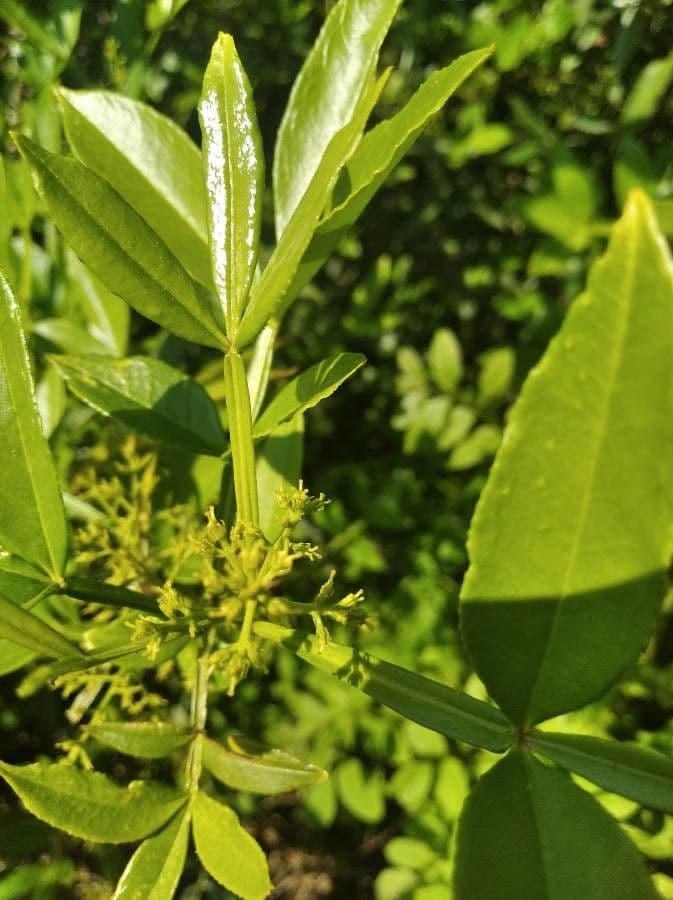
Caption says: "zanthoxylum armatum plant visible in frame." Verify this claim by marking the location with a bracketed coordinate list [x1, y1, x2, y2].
[1, 1, 673, 897]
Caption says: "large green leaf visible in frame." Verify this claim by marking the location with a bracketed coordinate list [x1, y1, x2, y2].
[52, 354, 227, 456]
[237, 70, 387, 348]
[453, 750, 656, 900]
[460, 191, 673, 726]
[113, 806, 191, 900]
[273, 0, 401, 236]
[15, 136, 226, 349]
[530, 731, 673, 814]
[0, 592, 81, 660]
[58, 89, 211, 287]
[191, 791, 271, 900]
[0, 761, 186, 844]
[283, 47, 493, 309]
[199, 34, 264, 336]
[90, 722, 193, 759]
[202, 734, 326, 795]
[255, 624, 513, 753]
[0, 272, 68, 579]
[253, 353, 365, 440]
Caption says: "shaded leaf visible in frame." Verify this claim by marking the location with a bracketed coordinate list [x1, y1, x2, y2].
[90, 722, 192, 759]
[256, 415, 303, 542]
[0, 592, 81, 660]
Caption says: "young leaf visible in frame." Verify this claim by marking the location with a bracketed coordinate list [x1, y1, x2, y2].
[453, 750, 657, 900]
[0, 592, 82, 660]
[530, 731, 673, 815]
[255, 624, 513, 753]
[253, 353, 365, 440]
[237, 71, 387, 349]
[273, 0, 402, 236]
[199, 34, 264, 336]
[0, 271, 68, 579]
[51, 354, 227, 456]
[90, 722, 193, 759]
[58, 88, 211, 286]
[15, 136, 226, 350]
[282, 46, 494, 308]
[202, 734, 327, 795]
[113, 806, 191, 900]
[460, 191, 673, 725]
[0, 761, 186, 844]
[256, 416, 304, 542]
[191, 791, 271, 900]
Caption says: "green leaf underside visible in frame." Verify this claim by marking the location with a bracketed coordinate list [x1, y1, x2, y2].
[58, 88, 211, 287]
[0, 592, 81, 660]
[256, 625, 513, 753]
[52, 354, 227, 456]
[272, 0, 402, 236]
[460, 191, 673, 725]
[256, 416, 304, 543]
[284, 46, 494, 309]
[15, 136, 226, 349]
[0, 761, 186, 843]
[202, 734, 327, 794]
[253, 352, 365, 440]
[237, 70, 387, 348]
[113, 806, 191, 900]
[90, 722, 193, 759]
[0, 272, 68, 578]
[453, 750, 656, 900]
[530, 731, 673, 814]
[199, 33, 264, 336]
[192, 791, 272, 900]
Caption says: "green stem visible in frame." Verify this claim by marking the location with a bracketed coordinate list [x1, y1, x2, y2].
[223, 349, 259, 526]
[186, 650, 210, 793]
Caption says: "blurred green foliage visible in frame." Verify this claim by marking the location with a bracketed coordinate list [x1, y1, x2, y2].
[1, 0, 673, 897]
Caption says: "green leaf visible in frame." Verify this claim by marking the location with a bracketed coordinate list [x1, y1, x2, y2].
[36, 362, 66, 439]
[253, 352, 365, 439]
[282, 47, 494, 307]
[113, 806, 190, 900]
[256, 415, 304, 542]
[273, 0, 402, 236]
[15, 136, 226, 350]
[202, 734, 326, 795]
[67, 252, 130, 357]
[0, 761, 186, 844]
[32, 318, 110, 356]
[453, 750, 656, 900]
[621, 54, 673, 126]
[0, 271, 68, 579]
[58, 88, 211, 287]
[427, 328, 463, 393]
[530, 731, 673, 815]
[0, 592, 81, 660]
[90, 722, 193, 759]
[335, 758, 385, 823]
[255, 624, 513, 753]
[191, 791, 271, 900]
[0, 554, 53, 605]
[460, 191, 673, 726]
[237, 70, 387, 348]
[199, 34, 264, 336]
[0, 642, 35, 677]
[52, 354, 227, 456]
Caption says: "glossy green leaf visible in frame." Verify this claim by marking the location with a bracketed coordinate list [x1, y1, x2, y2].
[0, 272, 68, 578]
[254, 353, 364, 439]
[0, 761, 186, 844]
[58, 88, 211, 286]
[199, 34, 264, 336]
[461, 191, 673, 725]
[256, 415, 304, 542]
[273, 0, 401, 236]
[90, 722, 193, 759]
[453, 750, 656, 900]
[283, 47, 493, 306]
[15, 136, 226, 349]
[52, 354, 227, 456]
[0, 592, 81, 660]
[530, 731, 673, 814]
[237, 71, 387, 348]
[255, 624, 513, 753]
[113, 806, 191, 900]
[191, 790, 271, 900]
[202, 734, 326, 795]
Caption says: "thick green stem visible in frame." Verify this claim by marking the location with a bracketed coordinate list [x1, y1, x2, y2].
[224, 348, 259, 526]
